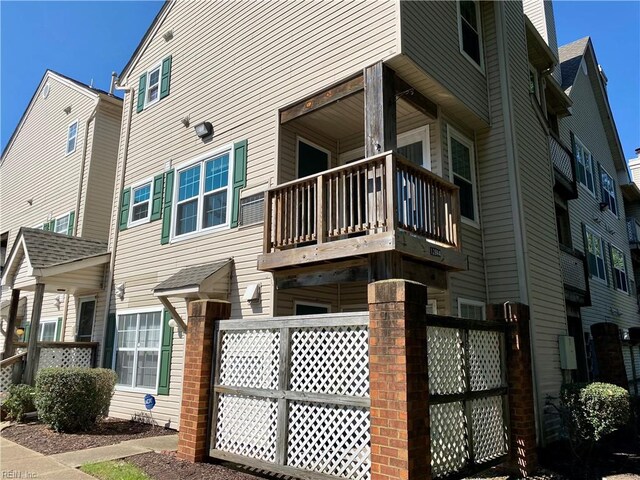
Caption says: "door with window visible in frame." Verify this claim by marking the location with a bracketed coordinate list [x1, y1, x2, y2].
[76, 298, 96, 342]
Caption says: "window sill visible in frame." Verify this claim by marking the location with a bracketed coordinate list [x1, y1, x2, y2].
[115, 385, 157, 395]
[589, 275, 608, 286]
[128, 218, 151, 229]
[461, 217, 481, 229]
[578, 182, 596, 198]
[170, 223, 230, 244]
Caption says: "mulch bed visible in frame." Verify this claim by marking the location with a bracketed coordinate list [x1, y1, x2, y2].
[1, 417, 175, 455]
[127, 452, 270, 480]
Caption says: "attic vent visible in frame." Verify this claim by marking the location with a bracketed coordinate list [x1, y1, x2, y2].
[239, 194, 264, 226]
[42, 83, 50, 99]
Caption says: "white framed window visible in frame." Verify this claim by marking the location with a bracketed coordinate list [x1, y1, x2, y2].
[129, 180, 152, 227]
[172, 145, 233, 240]
[114, 309, 163, 392]
[66, 120, 78, 155]
[448, 126, 478, 225]
[600, 167, 618, 216]
[458, 298, 485, 320]
[611, 245, 628, 293]
[573, 136, 595, 195]
[457, 0, 484, 71]
[54, 212, 71, 234]
[38, 319, 58, 342]
[145, 63, 161, 108]
[585, 227, 606, 282]
[338, 125, 431, 169]
[529, 64, 540, 101]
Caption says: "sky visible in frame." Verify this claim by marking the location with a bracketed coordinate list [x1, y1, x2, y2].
[1, 1, 639, 160]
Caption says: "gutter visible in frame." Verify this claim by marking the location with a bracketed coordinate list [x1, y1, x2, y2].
[99, 79, 134, 364]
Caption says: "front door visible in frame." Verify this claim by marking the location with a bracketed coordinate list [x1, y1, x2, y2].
[76, 298, 96, 342]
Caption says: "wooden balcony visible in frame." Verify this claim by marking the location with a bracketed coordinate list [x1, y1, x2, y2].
[258, 152, 466, 274]
[550, 133, 578, 200]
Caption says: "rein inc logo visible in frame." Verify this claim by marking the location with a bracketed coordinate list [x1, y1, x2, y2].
[2, 471, 37, 478]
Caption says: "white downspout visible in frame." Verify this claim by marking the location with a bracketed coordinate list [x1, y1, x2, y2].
[99, 81, 133, 363]
[61, 98, 100, 341]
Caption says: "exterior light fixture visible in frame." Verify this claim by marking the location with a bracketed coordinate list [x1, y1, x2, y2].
[16, 327, 25, 337]
[194, 121, 213, 139]
[243, 283, 261, 303]
[599, 202, 609, 212]
[115, 283, 125, 300]
[53, 295, 62, 309]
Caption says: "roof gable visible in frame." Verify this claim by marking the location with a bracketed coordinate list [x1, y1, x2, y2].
[1, 70, 119, 161]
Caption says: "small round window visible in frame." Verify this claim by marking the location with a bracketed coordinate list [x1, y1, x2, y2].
[42, 83, 50, 99]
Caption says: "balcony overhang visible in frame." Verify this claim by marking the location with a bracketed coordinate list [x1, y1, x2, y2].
[545, 77, 573, 118]
[525, 17, 557, 71]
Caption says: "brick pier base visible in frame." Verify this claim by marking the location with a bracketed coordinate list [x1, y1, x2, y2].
[177, 300, 231, 462]
[368, 280, 431, 480]
[488, 302, 538, 476]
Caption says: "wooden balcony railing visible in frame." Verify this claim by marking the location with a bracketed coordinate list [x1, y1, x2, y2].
[627, 218, 640, 247]
[264, 153, 461, 256]
[549, 133, 578, 199]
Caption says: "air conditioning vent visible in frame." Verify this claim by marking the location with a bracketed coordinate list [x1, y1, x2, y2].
[239, 193, 264, 226]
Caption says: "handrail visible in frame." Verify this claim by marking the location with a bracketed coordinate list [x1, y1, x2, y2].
[264, 152, 461, 253]
[0, 351, 27, 368]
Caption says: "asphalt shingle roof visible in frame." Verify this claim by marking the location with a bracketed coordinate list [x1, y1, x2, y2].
[559, 37, 590, 92]
[153, 259, 233, 293]
[20, 227, 108, 268]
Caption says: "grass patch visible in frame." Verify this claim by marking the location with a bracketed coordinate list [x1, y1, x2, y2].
[80, 460, 150, 480]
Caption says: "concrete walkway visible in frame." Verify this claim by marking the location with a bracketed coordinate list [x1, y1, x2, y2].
[1, 433, 178, 478]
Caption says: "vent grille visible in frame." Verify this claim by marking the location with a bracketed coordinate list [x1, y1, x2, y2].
[240, 194, 264, 226]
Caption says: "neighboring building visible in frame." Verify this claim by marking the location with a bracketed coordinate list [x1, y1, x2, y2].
[0, 71, 123, 356]
[96, 0, 571, 443]
[623, 149, 640, 313]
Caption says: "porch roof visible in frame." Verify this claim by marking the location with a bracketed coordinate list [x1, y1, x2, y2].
[1, 227, 110, 293]
[152, 259, 233, 298]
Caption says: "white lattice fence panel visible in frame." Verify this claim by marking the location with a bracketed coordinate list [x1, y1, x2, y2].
[38, 347, 92, 369]
[427, 327, 465, 395]
[430, 401, 469, 477]
[471, 396, 507, 463]
[290, 326, 369, 397]
[215, 394, 278, 462]
[469, 331, 502, 391]
[219, 330, 280, 389]
[287, 401, 370, 480]
[0, 363, 14, 392]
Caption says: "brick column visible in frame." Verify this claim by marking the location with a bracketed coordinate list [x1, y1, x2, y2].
[177, 300, 231, 463]
[487, 302, 537, 476]
[368, 280, 430, 480]
[591, 322, 628, 389]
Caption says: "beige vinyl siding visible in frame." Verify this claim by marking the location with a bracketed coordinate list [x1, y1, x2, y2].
[400, 1, 489, 121]
[558, 55, 639, 333]
[504, 0, 567, 442]
[522, 0, 561, 82]
[106, 0, 398, 426]
[0, 77, 95, 249]
[81, 103, 122, 241]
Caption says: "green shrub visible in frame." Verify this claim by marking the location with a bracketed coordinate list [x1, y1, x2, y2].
[561, 382, 630, 442]
[35, 367, 117, 432]
[3, 384, 36, 422]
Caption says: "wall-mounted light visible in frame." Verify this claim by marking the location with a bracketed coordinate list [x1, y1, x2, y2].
[163, 29, 174, 41]
[115, 283, 125, 300]
[53, 295, 62, 309]
[194, 121, 213, 139]
[243, 283, 261, 303]
[181, 115, 190, 127]
[64, 106, 72, 114]
[599, 202, 609, 212]
[16, 326, 25, 337]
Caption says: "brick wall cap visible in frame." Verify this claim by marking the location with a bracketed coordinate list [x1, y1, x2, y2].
[188, 299, 232, 319]
[368, 280, 427, 305]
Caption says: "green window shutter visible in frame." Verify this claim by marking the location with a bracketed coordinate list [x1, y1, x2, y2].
[160, 55, 172, 100]
[48, 220, 56, 231]
[160, 169, 175, 244]
[157, 310, 174, 395]
[23, 323, 31, 342]
[151, 174, 165, 221]
[230, 140, 248, 228]
[56, 317, 63, 341]
[102, 313, 116, 368]
[137, 74, 147, 113]
[42, 222, 50, 231]
[67, 211, 75, 236]
[119, 187, 131, 231]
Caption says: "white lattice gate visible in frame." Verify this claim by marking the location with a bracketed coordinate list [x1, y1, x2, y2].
[210, 313, 371, 480]
[426, 315, 509, 479]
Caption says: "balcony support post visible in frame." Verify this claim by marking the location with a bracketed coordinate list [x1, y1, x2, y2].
[23, 282, 45, 386]
[364, 61, 397, 157]
[4, 289, 21, 357]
